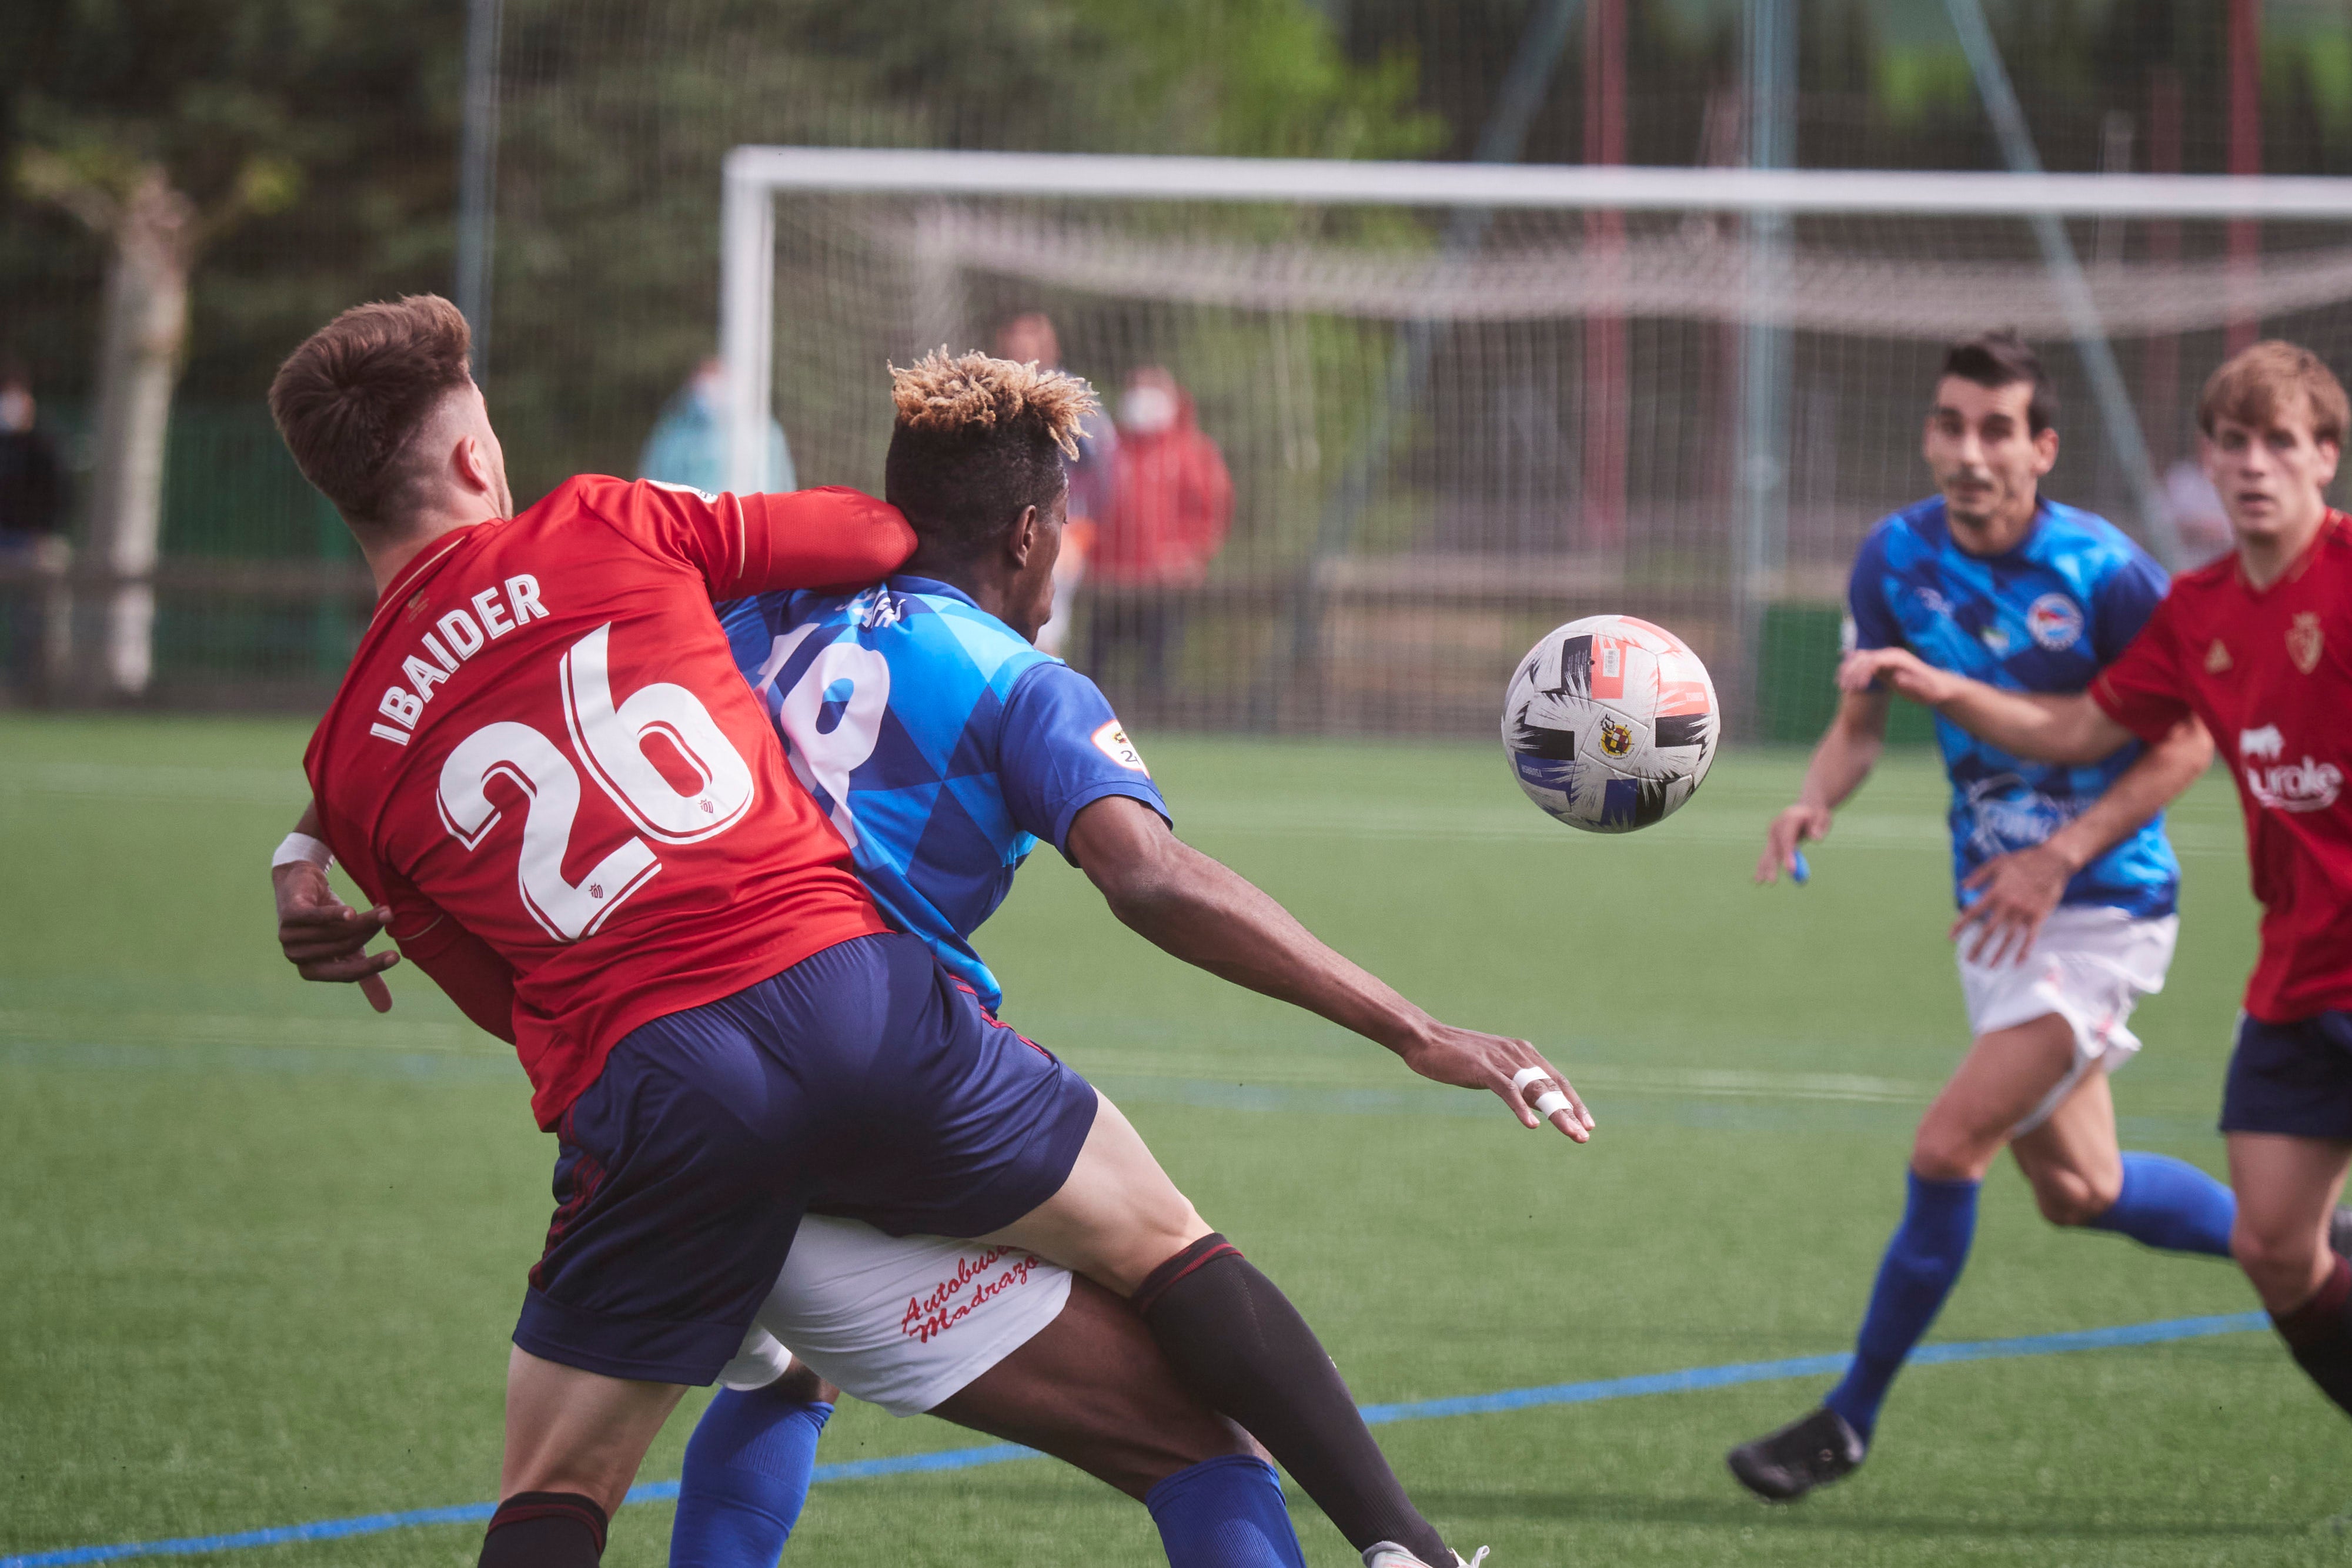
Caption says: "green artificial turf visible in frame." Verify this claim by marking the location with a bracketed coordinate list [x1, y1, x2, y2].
[3, 714, 2345, 1567]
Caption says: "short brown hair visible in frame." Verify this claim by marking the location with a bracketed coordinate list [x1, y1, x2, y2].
[1939, 330, 2056, 434]
[2197, 339, 2349, 447]
[269, 295, 474, 529]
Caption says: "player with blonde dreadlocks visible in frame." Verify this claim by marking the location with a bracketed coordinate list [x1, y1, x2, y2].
[681, 348, 1589, 1567]
[283, 350, 1581, 1568]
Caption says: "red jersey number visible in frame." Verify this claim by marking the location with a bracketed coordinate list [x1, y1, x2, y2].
[437, 621, 755, 942]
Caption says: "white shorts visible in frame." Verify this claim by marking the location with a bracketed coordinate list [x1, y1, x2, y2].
[715, 1214, 1075, 1416]
[1956, 904, 2179, 1136]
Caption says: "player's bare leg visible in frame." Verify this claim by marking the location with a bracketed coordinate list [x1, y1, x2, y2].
[2007, 1067, 2122, 1224]
[2229, 1133, 2351, 1311]
[932, 1275, 1267, 1497]
[486, 1349, 685, 1564]
[985, 1089, 1459, 1565]
[1730, 1016, 2076, 1501]
[2228, 1131, 2352, 1419]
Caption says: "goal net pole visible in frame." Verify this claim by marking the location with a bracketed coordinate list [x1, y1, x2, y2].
[1945, 0, 2179, 564]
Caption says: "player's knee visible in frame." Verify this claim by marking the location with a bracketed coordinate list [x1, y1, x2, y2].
[2029, 1166, 2119, 1228]
[2231, 1217, 2318, 1302]
[1910, 1122, 1992, 1184]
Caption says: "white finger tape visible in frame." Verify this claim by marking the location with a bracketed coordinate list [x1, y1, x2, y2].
[1532, 1089, 1573, 1119]
[1511, 1065, 1552, 1094]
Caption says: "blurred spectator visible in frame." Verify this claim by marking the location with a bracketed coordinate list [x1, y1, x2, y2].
[639, 356, 796, 494]
[0, 365, 68, 549]
[995, 312, 1114, 656]
[2164, 457, 2233, 567]
[0, 363, 70, 691]
[1084, 366, 1231, 696]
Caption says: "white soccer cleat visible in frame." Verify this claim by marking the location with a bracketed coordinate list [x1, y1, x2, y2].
[1361, 1546, 1489, 1568]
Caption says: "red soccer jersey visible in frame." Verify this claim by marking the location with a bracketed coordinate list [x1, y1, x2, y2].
[306, 476, 913, 1127]
[2092, 511, 2352, 1022]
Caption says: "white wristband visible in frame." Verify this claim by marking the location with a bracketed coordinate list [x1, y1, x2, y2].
[272, 832, 334, 872]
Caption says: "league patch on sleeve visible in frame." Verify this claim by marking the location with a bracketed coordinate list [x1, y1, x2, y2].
[1091, 720, 1150, 775]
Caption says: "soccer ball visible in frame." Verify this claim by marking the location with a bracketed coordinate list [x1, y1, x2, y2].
[1501, 614, 1719, 833]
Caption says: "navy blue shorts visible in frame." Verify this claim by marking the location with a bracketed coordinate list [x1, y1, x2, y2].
[513, 932, 1099, 1384]
[2219, 1010, 2352, 1141]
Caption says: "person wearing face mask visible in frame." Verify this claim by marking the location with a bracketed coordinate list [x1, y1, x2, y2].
[639, 356, 797, 496]
[1084, 366, 1231, 704]
[0, 362, 70, 690]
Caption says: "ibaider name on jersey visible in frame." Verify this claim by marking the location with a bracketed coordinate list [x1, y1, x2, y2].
[305, 477, 915, 1128]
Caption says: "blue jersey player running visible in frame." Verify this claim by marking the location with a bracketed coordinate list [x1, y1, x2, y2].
[1725, 332, 2310, 1500]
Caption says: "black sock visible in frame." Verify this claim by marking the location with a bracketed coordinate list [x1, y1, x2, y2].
[1135, 1233, 1450, 1564]
[2273, 1256, 2352, 1418]
[478, 1490, 609, 1567]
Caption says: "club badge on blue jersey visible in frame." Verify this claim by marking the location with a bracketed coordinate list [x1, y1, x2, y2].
[1846, 496, 2179, 918]
[717, 576, 1170, 1008]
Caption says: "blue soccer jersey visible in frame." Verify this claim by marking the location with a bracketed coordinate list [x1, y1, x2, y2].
[718, 576, 1168, 1008]
[1846, 496, 2179, 918]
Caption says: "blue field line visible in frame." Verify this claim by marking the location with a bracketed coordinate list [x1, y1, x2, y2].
[0, 1311, 2271, 1568]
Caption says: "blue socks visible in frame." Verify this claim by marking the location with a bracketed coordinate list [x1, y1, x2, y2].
[1145, 1455, 1308, 1568]
[669, 1386, 834, 1568]
[2086, 1151, 2236, 1257]
[1824, 1171, 1979, 1445]
[671, 1392, 1304, 1568]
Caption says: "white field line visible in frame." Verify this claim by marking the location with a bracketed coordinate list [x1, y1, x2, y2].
[0, 1009, 484, 1055]
[0, 762, 309, 805]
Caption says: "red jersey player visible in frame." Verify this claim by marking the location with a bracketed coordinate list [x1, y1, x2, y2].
[1841, 340, 2352, 1425]
[270, 301, 1574, 1568]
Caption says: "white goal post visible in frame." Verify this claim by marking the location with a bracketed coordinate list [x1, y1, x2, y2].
[717, 146, 2352, 735]
[721, 145, 2352, 492]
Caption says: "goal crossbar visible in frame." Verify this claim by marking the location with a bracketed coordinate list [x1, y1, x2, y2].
[719, 145, 2352, 494]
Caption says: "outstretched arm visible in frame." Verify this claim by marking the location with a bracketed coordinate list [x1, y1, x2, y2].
[1062, 795, 1592, 1140]
[1952, 715, 2213, 965]
[1758, 687, 1889, 883]
[1838, 647, 2134, 763]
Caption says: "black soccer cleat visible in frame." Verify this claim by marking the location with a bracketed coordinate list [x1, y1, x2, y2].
[1726, 1405, 1867, 1502]
[2330, 1206, 2352, 1262]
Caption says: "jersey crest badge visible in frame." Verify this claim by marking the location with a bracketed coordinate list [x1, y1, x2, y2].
[2205, 638, 2233, 673]
[1091, 720, 1149, 774]
[2025, 593, 2083, 651]
[2289, 611, 2324, 674]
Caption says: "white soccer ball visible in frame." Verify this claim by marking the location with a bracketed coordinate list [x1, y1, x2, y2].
[1501, 614, 1719, 833]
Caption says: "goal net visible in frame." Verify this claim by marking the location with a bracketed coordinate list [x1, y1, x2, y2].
[723, 151, 2352, 741]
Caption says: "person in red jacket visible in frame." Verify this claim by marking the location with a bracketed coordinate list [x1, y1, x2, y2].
[1084, 366, 1232, 697]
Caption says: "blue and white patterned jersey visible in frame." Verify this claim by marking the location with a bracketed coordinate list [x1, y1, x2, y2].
[719, 576, 1168, 1008]
[1846, 496, 2178, 918]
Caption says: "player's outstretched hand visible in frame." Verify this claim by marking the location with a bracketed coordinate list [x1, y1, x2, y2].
[1951, 843, 2070, 967]
[1838, 647, 1959, 706]
[1396, 1024, 1593, 1141]
[1758, 802, 1833, 884]
[273, 860, 398, 1012]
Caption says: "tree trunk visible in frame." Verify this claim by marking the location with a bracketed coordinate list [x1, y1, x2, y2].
[82, 168, 195, 697]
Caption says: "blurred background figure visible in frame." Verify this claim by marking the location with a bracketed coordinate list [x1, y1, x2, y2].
[639, 355, 796, 493]
[994, 312, 1113, 657]
[0, 363, 70, 692]
[1084, 365, 1231, 700]
[2163, 457, 2232, 566]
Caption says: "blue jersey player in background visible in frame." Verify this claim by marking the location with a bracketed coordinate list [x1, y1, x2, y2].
[1723, 333, 2340, 1502]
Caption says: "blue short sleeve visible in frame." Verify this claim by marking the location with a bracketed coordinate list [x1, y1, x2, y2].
[2090, 549, 2170, 666]
[1845, 524, 1904, 652]
[996, 663, 1171, 860]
